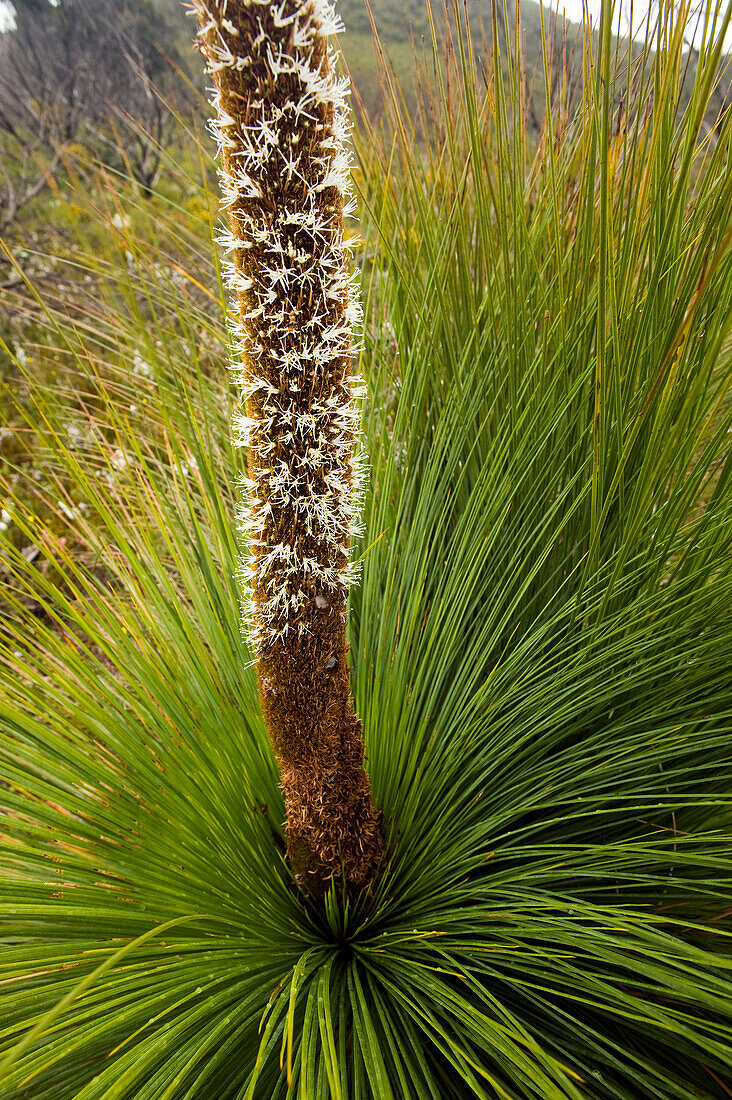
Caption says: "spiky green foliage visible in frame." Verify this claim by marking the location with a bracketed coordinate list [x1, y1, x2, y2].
[2, 1, 732, 1096]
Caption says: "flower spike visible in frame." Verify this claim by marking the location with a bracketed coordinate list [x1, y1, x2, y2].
[192, 0, 383, 894]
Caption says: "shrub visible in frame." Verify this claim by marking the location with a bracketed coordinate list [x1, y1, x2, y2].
[1, 1, 732, 1096]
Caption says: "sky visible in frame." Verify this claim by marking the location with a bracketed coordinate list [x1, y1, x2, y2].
[548, 0, 732, 50]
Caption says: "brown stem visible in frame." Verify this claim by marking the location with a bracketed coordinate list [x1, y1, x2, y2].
[259, 627, 382, 895]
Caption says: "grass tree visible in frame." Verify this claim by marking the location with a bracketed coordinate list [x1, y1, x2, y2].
[1, 0, 732, 1096]
[191, 0, 382, 895]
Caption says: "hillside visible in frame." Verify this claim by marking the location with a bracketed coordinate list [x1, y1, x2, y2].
[336, 0, 578, 120]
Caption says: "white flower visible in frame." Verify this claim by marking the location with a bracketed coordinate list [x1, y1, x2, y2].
[111, 448, 130, 471]
[132, 352, 154, 380]
[57, 500, 79, 521]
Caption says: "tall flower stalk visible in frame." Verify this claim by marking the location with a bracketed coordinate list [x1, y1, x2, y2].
[192, 0, 383, 894]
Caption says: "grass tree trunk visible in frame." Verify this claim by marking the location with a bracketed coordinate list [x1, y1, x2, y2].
[192, 0, 383, 896]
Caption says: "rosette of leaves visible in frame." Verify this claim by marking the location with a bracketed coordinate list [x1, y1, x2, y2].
[1, 0, 732, 1097]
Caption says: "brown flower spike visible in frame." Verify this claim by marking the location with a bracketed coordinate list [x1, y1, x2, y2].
[192, 0, 383, 894]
